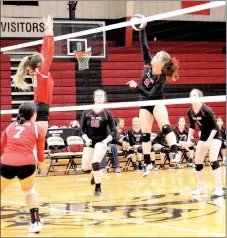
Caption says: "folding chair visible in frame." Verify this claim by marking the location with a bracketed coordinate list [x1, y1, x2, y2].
[46, 137, 75, 175]
[66, 136, 84, 174]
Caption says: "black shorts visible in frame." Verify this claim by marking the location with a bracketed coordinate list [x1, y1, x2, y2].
[140, 106, 155, 115]
[0, 164, 36, 180]
[36, 102, 50, 121]
[84, 138, 106, 148]
[200, 131, 223, 142]
[221, 141, 226, 149]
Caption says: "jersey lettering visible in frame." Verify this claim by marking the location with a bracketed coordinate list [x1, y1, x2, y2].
[91, 119, 100, 128]
[13, 126, 25, 138]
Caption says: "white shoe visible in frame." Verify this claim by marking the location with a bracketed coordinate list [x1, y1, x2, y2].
[172, 153, 181, 164]
[213, 188, 224, 196]
[143, 164, 153, 177]
[176, 163, 183, 169]
[192, 187, 207, 195]
[28, 221, 43, 233]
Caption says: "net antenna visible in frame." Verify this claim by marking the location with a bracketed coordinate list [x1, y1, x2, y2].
[74, 47, 92, 70]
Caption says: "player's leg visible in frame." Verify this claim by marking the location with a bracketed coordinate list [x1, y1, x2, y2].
[209, 139, 224, 196]
[139, 108, 154, 177]
[0, 164, 15, 193]
[153, 105, 181, 164]
[192, 141, 209, 195]
[19, 165, 42, 233]
[92, 142, 108, 196]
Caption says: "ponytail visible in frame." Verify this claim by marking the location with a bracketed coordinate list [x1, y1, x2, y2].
[13, 56, 31, 91]
[162, 57, 179, 82]
[17, 115, 26, 124]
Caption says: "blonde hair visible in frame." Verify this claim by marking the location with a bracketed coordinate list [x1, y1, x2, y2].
[13, 53, 43, 91]
[160, 51, 179, 82]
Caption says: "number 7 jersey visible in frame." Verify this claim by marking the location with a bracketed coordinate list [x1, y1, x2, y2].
[1, 121, 46, 166]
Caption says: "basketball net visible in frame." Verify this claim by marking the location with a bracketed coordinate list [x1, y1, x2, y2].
[74, 51, 92, 70]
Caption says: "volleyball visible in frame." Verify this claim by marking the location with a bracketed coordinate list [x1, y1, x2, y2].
[131, 14, 147, 31]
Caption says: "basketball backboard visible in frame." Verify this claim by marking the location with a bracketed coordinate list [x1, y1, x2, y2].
[54, 20, 106, 59]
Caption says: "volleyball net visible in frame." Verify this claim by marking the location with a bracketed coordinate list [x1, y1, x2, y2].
[0, 1, 226, 129]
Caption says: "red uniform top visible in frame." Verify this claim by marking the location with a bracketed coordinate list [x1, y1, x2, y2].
[30, 35, 54, 106]
[1, 121, 46, 166]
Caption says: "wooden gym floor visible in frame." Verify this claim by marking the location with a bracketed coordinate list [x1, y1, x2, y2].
[1, 166, 226, 237]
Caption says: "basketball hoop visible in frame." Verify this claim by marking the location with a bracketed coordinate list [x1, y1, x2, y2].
[74, 51, 92, 71]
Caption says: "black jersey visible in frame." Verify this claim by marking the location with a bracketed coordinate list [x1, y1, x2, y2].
[80, 109, 116, 140]
[187, 104, 222, 141]
[152, 131, 168, 148]
[173, 126, 189, 142]
[112, 129, 127, 145]
[128, 129, 142, 146]
[136, 29, 166, 101]
[220, 127, 226, 141]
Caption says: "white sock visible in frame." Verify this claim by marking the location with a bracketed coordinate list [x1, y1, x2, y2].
[213, 167, 222, 189]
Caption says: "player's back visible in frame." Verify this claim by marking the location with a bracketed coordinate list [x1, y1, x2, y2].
[2, 121, 39, 165]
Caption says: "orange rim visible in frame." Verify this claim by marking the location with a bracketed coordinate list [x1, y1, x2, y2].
[75, 51, 92, 59]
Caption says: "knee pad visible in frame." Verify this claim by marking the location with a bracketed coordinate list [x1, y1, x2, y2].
[24, 188, 37, 198]
[189, 146, 194, 150]
[127, 148, 134, 154]
[195, 164, 203, 171]
[162, 124, 172, 136]
[82, 169, 92, 174]
[142, 133, 150, 142]
[151, 147, 154, 152]
[211, 161, 220, 170]
[137, 146, 143, 154]
[92, 162, 101, 171]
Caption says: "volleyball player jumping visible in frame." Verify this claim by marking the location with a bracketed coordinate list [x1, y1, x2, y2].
[127, 27, 181, 177]
[13, 14, 54, 134]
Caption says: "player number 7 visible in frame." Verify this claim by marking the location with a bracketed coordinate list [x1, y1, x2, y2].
[13, 126, 25, 138]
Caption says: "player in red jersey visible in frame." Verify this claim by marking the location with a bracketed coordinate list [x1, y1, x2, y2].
[1, 102, 46, 233]
[13, 15, 54, 134]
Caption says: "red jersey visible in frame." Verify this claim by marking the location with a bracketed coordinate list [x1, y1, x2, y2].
[1, 121, 46, 166]
[30, 35, 54, 106]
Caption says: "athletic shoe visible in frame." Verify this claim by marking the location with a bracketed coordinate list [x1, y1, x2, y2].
[28, 221, 43, 233]
[115, 167, 121, 173]
[187, 162, 194, 167]
[205, 160, 209, 166]
[213, 187, 224, 196]
[169, 164, 176, 169]
[223, 158, 226, 166]
[175, 163, 183, 169]
[159, 164, 167, 170]
[94, 188, 102, 197]
[192, 187, 207, 195]
[172, 153, 181, 164]
[90, 175, 95, 185]
[143, 164, 153, 177]
[153, 164, 158, 171]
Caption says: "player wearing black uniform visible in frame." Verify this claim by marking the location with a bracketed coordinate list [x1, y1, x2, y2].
[128, 117, 143, 171]
[127, 27, 180, 177]
[187, 89, 224, 197]
[173, 117, 195, 167]
[216, 116, 226, 166]
[80, 89, 116, 196]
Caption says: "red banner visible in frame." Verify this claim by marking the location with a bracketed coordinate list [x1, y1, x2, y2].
[182, 1, 210, 15]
